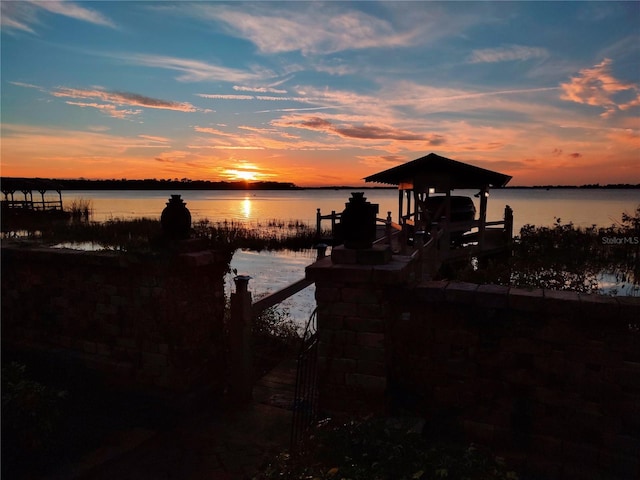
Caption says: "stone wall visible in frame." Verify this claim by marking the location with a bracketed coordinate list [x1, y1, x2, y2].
[307, 256, 640, 480]
[1, 242, 230, 395]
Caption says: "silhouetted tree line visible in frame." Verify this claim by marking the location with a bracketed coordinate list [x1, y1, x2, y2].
[0, 178, 301, 191]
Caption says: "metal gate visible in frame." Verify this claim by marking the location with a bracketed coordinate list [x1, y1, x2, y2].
[290, 308, 318, 449]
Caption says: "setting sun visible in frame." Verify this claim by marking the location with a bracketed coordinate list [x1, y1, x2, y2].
[234, 170, 259, 181]
[222, 165, 262, 182]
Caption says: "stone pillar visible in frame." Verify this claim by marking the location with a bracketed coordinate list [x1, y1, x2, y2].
[306, 253, 417, 416]
[230, 275, 253, 402]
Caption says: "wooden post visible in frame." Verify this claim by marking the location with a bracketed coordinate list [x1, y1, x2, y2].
[478, 186, 488, 251]
[21, 190, 31, 209]
[426, 223, 440, 276]
[331, 210, 336, 237]
[38, 189, 46, 210]
[230, 275, 253, 402]
[413, 190, 419, 228]
[386, 211, 392, 246]
[415, 227, 424, 280]
[398, 189, 403, 226]
[440, 190, 452, 256]
[316, 208, 322, 236]
[440, 215, 450, 259]
[504, 205, 514, 247]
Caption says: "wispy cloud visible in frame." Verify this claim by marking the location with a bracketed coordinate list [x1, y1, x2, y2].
[11, 82, 205, 119]
[9, 81, 46, 91]
[278, 115, 445, 143]
[124, 54, 267, 83]
[139, 135, 170, 143]
[469, 45, 549, 63]
[190, 4, 416, 55]
[234, 85, 287, 94]
[560, 58, 640, 117]
[194, 126, 235, 137]
[0, 2, 38, 34]
[51, 87, 202, 117]
[35, 1, 116, 28]
[256, 96, 308, 102]
[1, 1, 115, 33]
[64, 102, 142, 119]
[197, 94, 255, 101]
[197, 92, 313, 103]
[254, 106, 335, 114]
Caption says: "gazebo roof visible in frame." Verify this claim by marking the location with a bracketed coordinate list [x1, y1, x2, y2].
[363, 153, 512, 190]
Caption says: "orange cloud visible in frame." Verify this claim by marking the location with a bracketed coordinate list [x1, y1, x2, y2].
[194, 126, 235, 137]
[560, 58, 640, 117]
[280, 115, 444, 143]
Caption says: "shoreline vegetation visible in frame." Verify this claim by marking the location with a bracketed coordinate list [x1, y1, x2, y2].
[1, 176, 639, 190]
[2, 204, 638, 295]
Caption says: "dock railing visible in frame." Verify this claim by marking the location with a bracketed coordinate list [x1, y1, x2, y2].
[316, 205, 512, 258]
[316, 208, 399, 245]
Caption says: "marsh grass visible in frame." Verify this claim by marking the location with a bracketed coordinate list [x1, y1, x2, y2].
[68, 198, 93, 222]
[1, 214, 327, 253]
[193, 218, 326, 251]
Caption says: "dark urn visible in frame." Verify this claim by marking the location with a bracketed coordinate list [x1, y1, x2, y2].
[340, 192, 379, 249]
[161, 194, 192, 240]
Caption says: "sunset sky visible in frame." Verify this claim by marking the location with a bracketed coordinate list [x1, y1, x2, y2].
[1, 1, 639, 186]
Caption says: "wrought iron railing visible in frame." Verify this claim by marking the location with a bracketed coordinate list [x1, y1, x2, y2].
[290, 307, 318, 449]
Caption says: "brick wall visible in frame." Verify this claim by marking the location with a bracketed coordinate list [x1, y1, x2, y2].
[394, 281, 640, 479]
[1, 242, 230, 394]
[307, 256, 640, 480]
[307, 253, 416, 414]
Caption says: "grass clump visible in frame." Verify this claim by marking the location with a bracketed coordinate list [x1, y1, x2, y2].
[68, 198, 93, 221]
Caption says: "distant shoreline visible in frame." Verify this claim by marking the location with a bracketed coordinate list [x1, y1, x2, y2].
[1, 177, 639, 191]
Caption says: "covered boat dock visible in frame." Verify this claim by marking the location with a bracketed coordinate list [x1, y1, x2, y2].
[1, 178, 64, 212]
[364, 153, 514, 276]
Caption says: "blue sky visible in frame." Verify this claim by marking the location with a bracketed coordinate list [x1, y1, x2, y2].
[1, 1, 639, 186]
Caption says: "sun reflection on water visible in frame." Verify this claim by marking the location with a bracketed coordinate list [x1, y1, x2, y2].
[241, 196, 252, 219]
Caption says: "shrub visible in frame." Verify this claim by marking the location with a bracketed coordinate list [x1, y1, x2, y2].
[445, 206, 639, 295]
[1, 362, 69, 452]
[255, 417, 518, 480]
[254, 304, 301, 342]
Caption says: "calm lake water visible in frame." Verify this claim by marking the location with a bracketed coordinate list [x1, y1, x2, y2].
[61, 188, 639, 325]
[64, 188, 639, 233]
